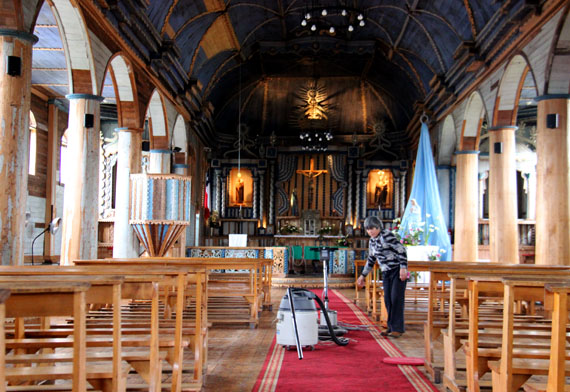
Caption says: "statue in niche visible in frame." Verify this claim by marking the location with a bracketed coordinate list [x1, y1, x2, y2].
[374, 183, 388, 208]
[290, 188, 299, 216]
[236, 175, 244, 205]
[373, 169, 391, 208]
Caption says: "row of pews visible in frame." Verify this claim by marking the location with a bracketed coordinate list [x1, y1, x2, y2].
[0, 256, 272, 391]
[355, 260, 570, 392]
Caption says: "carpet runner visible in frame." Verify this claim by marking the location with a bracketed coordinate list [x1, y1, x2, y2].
[253, 289, 438, 392]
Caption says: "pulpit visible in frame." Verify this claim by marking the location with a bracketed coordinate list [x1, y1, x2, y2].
[130, 173, 192, 256]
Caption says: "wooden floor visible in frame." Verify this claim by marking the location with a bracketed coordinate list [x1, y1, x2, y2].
[198, 287, 446, 392]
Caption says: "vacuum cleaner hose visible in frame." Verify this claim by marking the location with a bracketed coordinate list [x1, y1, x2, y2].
[291, 288, 349, 346]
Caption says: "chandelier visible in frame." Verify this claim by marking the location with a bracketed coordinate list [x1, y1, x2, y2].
[300, 130, 333, 151]
[300, 1, 366, 35]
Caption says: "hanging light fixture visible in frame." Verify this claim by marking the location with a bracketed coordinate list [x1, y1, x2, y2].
[237, 65, 244, 216]
[300, 1, 366, 36]
[299, 130, 333, 151]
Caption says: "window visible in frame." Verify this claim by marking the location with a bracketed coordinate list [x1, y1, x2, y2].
[59, 131, 69, 184]
[28, 112, 37, 176]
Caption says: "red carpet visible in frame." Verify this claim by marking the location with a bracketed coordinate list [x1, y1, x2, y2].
[253, 289, 438, 392]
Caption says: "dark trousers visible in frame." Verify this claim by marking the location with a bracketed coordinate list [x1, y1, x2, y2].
[382, 267, 407, 333]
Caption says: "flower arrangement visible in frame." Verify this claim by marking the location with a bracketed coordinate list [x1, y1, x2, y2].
[428, 249, 441, 261]
[207, 211, 220, 228]
[336, 235, 351, 247]
[317, 224, 333, 235]
[280, 223, 302, 234]
[391, 216, 439, 246]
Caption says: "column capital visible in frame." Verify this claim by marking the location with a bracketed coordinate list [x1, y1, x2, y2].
[455, 150, 480, 155]
[115, 127, 143, 133]
[488, 125, 518, 132]
[0, 29, 38, 43]
[65, 94, 105, 102]
[534, 94, 570, 102]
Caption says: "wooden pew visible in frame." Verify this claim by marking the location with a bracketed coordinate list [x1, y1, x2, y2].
[1, 281, 92, 391]
[454, 274, 570, 392]
[487, 279, 570, 392]
[0, 288, 10, 392]
[403, 261, 570, 384]
[79, 257, 268, 328]
[0, 275, 125, 392]
[545, 281, 570, 392]
[0, 265, 204, 392]
[71, 262, 208, 389]
[354, 259, 367, 304]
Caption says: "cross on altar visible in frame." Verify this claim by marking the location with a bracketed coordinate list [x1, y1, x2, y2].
[296, 158, 327, 209]
[296, 158, 327, 179]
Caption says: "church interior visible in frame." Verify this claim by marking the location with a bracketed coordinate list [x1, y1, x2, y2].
[0, 0, 569, 391]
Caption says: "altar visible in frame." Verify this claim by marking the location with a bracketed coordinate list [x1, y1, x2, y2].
[273, 235, 358, 275]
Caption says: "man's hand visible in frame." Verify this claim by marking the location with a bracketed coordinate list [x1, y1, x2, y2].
[357, 275, 365, 288]
[399, 267, 408, 281]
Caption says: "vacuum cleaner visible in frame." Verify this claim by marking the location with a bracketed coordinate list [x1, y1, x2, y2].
[276, 288, 349, 358]
[276, 247, 348, 359]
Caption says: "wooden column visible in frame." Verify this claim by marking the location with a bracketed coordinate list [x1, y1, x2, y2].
[44, 100, 60, 258]
[112, 127, 142, 258]
[0, 30, 37, 265]
[535, 96, 570, 266]
[488, 126, 519, 263]
[173, 160, 189, 257]
[453, 151, 479, 262]
[148, 150, 171, 174]
[60, 94, 104, 265]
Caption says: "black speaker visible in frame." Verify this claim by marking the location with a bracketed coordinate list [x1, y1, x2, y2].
[84, 113, 94, 128]
[494, 142, 503, 154]
[6, 56, 21, 77]
[142, 141, 150, 152]
[546, 113, 559, 129]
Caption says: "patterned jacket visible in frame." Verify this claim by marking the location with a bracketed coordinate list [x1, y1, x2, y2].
[361, 229, 407, 276]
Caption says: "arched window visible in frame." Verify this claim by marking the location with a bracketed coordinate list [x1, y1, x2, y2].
[29, 112, 37, 176]
[59, 130, 69, 184]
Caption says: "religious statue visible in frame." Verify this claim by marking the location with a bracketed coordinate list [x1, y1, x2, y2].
[372, 169, 390, 208]
[296, 158, 327, 210]
[290, 188, 299, 216]
[305, 88, 327, 120]
[374, 183, 388, 208]
[236, 174, 244, 205]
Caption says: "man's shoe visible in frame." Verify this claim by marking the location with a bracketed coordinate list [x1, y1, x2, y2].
[380, 330, 391, 337]
[388, 331, 402, 338]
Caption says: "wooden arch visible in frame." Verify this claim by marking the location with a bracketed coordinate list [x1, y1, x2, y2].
[494, 54, 536, 126]
[438, 115, 457, 165]
[172, 115, 188, 152]
[546, 9, 570, 94]
[104, 53, 140, 129]
[49, 0, 98, 95]
[145, 90, 169, 150]
[461, 91, 487, 150]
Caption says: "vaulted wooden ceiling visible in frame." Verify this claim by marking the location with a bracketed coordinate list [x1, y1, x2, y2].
[30, 0, 543, 158]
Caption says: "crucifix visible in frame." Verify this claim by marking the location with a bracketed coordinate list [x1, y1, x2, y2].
[296, 158, 327, 209]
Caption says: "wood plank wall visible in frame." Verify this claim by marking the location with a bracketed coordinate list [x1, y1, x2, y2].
[281, 153, 345, 219]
